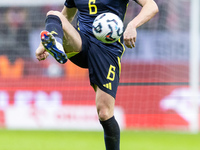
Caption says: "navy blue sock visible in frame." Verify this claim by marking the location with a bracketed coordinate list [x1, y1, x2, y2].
[45, 15, 63, 44]
[100, 116, 120, 150]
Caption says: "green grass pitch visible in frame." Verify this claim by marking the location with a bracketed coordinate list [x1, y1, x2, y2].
[0, 129, 200, 150]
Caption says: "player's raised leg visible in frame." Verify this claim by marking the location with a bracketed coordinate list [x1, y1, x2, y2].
[95, 86, 120, 150]
[36, 7, 82, 63]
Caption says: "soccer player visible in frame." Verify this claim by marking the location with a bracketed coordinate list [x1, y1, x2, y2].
[35, 0, 158, 149]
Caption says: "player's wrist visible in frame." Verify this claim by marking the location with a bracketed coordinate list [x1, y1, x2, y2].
[129, 20, 138, 29]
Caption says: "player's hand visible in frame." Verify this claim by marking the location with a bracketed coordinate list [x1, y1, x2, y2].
[35, 42, 49, 61]
[123, 22, 137, 48]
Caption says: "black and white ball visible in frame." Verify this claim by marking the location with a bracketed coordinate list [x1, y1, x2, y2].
[92, 13, 124, 43]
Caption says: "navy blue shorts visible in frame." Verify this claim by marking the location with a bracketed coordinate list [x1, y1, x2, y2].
[69, 30, 122, 98]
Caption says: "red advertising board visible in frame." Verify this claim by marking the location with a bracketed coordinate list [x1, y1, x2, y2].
[0, 63, 196, 130]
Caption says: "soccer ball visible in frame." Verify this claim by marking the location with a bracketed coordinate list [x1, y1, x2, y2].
[92, 12, 124, 44]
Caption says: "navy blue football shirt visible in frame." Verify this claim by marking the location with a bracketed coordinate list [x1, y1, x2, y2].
[64, 0, 135, 56]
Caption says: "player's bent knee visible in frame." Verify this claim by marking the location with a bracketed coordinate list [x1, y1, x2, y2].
[46, 10, 70, 28]
[46, 10, 62, 18]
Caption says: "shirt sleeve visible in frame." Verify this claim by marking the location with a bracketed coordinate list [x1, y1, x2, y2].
[64, 0, 76, 8]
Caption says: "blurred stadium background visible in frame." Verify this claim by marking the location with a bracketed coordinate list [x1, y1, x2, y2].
[0, 0, 200, 149]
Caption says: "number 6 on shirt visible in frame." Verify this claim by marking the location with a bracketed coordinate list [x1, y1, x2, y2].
[88, 0, 97, 14]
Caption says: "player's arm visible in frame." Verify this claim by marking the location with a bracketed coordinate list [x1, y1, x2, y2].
[61, 6, 77, 23]
[123, 0, 159, 48]
[131, 0, 158, 28]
